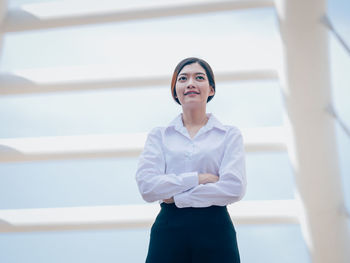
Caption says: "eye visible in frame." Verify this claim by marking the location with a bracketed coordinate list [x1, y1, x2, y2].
[178, 76, 187, 81]
[196, 75, 205, 80]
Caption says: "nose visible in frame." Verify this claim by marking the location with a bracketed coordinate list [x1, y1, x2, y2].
[187, 76, 195, 88]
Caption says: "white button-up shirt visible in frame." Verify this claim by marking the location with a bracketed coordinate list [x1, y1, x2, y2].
[135, 113, 246, 208]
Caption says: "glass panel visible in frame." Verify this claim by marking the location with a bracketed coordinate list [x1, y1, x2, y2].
[244, 152, 295, 201]
[0, 81, 283, 138]
[0, 157, 142, 209]
[237, 225, 310, 263]
[0, 152, 294, 209]
[0, 228, 150, 263]
[0, 225, 310, 263]
[0, 9, 280, 74]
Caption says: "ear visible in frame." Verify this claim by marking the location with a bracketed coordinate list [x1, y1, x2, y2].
[209, 86, 215, 96]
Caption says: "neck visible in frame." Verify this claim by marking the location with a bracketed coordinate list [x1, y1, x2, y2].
[181, 107, 208, 127]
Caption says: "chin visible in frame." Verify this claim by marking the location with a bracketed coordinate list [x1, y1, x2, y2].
[182, 101, 206, 109]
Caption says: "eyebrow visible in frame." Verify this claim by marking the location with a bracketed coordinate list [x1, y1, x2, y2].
[178, 72, 206, 76]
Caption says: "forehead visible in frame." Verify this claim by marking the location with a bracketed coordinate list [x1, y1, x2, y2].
[179, 62, 206, 75]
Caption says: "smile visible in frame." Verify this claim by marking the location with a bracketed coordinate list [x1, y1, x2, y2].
[184, 91, 200, 95]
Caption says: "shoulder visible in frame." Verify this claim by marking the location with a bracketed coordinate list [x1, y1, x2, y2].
[147, 126, 165, 137]
[146, 126, 168, 143]
[147, 113, 180, 137]
[225, 125, 242, 135]
[222, 125, 243, 143]
[219, 122, 242, 135]
[210, 114, 241, 136]
[143, 127, 166, 152]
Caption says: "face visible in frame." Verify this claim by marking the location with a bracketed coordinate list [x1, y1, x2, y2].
[175, 63, 215, 108]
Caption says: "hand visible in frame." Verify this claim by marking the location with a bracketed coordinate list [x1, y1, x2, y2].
[198, 173, 219, 184]
[163, 197, 174, 204]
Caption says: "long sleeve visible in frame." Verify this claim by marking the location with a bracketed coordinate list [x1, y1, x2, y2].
[135, 128, 199, 203]
[173, 129, 246, 208]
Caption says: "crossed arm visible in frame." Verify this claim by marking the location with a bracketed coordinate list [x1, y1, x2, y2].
[135, 128, 246, 208]
[162, 173, 219, 203]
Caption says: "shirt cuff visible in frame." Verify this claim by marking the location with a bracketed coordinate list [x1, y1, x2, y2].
[178, 171, 198, 190]
[173, 191, 191, 208]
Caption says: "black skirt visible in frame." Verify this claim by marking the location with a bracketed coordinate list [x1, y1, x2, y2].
[146, 203, 240, 263]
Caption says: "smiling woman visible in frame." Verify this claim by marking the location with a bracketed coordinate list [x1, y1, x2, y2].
[174, 63, 214, 109]
[135, 57, 246, 263]
[171, 57, 216, 105]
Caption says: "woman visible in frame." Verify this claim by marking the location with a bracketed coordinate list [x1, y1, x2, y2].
[135, 57, 246, 263]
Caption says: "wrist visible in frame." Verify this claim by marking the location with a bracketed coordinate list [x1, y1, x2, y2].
[198, 173, 204, 184]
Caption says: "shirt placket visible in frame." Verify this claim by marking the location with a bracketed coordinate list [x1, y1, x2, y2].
[185, 141, 195, 159]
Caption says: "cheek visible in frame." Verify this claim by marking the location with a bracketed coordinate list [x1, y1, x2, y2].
[199, 84, 211, 94]
[175, 84, 184, 96]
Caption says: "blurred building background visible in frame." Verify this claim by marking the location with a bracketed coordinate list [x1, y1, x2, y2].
[0, 0, 349, 262]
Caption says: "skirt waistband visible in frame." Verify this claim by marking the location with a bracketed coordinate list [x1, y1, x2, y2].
[157, 202, 232, 227]
[160, 202, 227, 211]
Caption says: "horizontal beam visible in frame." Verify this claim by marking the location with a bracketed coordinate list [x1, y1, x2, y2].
[0, 70, 278, 96]
[2, 0, 274, 33]
[0, 127, 286, 163]
[0, 200, 299, 233]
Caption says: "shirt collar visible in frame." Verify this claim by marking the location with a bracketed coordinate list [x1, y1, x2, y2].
[167, 113, 227, 133]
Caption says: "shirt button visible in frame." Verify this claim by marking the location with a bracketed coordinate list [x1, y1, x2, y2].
[191, 144, 195, 153]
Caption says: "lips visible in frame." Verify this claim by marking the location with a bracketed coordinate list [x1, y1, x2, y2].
[184, 91, 200, 95]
